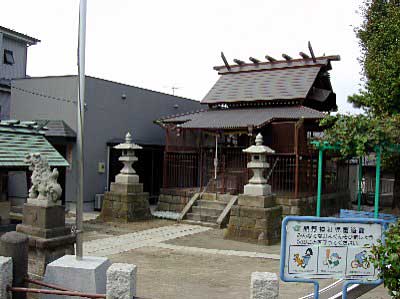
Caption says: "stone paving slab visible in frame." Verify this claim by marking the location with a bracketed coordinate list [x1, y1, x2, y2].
[152, 243, 280, 260]
[84, 224, 211, 256]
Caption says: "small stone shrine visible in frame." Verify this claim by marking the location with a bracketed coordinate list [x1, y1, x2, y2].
[225, 133, 282, 245]
[100, 132, 151, 222]
[16, 153, 75, 278]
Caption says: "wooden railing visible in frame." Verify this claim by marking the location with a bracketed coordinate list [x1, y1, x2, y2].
[163, 148, 348, 198]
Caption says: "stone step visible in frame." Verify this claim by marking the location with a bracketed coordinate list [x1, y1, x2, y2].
[200, 192, 235, 203]
[195, 200, 227, 210]
[192, 206, 223, 217]
[217, 194, 236, 203]
[186, 213, 218, 223]
[200, 193, 218, 201]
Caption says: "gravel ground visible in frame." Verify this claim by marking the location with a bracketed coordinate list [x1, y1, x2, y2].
[80, 218, 390, 299]
[166, 228, 281, 255]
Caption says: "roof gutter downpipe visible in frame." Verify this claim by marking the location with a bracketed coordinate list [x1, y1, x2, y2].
[76, 0, 87, 260]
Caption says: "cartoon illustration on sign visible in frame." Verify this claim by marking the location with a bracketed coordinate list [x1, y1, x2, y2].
[351, 250, 370, 269]
[323, 248, 342, 268]
[293, 224, 301, 232]
[293, 248, 313, 268]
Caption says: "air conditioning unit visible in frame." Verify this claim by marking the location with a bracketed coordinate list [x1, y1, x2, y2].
[94, 194, 104, 211]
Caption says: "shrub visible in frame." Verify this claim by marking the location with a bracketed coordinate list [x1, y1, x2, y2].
[370, 220, 400, 298]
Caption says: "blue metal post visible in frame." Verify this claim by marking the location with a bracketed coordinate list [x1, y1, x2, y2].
[374, 147, 381, 219]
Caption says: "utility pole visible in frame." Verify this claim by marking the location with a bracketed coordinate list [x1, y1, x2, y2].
[76, 0, 87, 260]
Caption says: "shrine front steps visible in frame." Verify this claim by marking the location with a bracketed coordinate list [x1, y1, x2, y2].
[181, 193, 238, 228]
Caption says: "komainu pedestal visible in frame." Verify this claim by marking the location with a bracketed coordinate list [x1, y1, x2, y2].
[15, 152, 75, 278]
[224, 194, 282, 245]
[99, 132, 151, 222]
[16, 204, 75, 278]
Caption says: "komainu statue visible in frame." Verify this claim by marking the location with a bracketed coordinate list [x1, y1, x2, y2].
[25, 152, 62, 203]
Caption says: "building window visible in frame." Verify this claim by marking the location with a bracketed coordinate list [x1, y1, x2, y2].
[3, 50, 14, 65]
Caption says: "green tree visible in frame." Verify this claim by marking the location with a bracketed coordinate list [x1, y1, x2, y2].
[321, 0, 400, 211]
[370, 219, 400, 298]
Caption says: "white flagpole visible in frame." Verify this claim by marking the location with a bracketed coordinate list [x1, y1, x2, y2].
[76, 0, 87, 260]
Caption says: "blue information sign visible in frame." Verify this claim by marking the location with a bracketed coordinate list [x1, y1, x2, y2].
[280, 216, 386, 299]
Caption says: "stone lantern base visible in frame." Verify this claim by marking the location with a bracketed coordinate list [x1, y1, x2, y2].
[244, 183, 272, 196]
[16, 203, 76, 278]
[100, 181, 151, 222]
[224, 194, 282, 245]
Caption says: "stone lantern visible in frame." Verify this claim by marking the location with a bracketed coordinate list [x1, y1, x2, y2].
[243, 133, 275, 196]
[114, 132, 142, 185]
[225, 133, 282, 245]
[100, 132, 151, 222]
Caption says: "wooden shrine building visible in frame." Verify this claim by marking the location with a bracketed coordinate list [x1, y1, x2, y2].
[155, 52, 350, 216]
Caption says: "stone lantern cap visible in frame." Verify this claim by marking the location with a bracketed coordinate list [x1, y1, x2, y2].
[243, 133, 275, 154]
[114, 132, 142, 150]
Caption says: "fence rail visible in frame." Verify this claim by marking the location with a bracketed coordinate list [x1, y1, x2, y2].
[163, 148, 348, 198]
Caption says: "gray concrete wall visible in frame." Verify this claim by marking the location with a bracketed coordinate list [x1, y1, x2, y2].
[0, 91, 10, 119]
[83, 77, 201, 210]
[10, 75, 202, 210]
[0, 37, 27, 79]
[11, 76, 77, 129]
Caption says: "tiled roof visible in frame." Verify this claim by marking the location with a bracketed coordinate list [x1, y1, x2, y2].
[202, 55, 339, 105]
[202, 66, 321, 104]
[160, 106, 325, 129]
[0, 120, 69, 167]
[35, 120, 76, 138]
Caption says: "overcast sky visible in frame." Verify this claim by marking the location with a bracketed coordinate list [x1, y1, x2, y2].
[2, 0, 364, 113]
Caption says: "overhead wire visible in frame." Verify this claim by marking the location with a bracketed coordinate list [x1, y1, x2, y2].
[10, 85, 77, 104]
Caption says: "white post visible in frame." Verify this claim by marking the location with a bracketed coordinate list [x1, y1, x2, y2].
[76, 0, 87, 260]
[106, 263, 137, 299]
[250, 272, 279, 299]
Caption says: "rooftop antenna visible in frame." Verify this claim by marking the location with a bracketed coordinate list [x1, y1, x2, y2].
[221, 51, 231, 71]
[308, 41, 317, 62]
[171, 86, 180, 96]
[163, 85, 181, 96]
